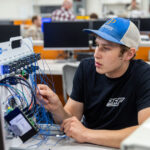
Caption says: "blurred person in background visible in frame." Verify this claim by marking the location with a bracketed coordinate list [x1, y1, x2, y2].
[89, 13, 98, 20]
[128, 0, 140, 11]
[51, 0, 76, 21]
[24, 15, 43, 40]
[127, 0, 145, 18]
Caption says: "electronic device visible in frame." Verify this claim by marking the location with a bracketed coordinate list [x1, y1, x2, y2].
[129, 18, 140, 29]
[0, 25, 20, 43]
[41, 17, 51, 32]
[0, 36, 58, 150]
[5, 107, 38, 142]
[0, 20, 13, 25]
[90, 19, 107, 47]
[43, 21, 90, 50]
[140, 18, 150, 32]
[121, 117, 150, 150]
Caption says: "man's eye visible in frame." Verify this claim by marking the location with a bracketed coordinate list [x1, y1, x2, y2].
[103, 47, 110, 50]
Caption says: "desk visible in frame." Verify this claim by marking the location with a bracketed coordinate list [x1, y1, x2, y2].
[8, 135, 118, 150]
[140, 41, 150, 47]
[6, 125, 118, 150]
[33, 40, 43, 46]
[37, 59, 80, 75]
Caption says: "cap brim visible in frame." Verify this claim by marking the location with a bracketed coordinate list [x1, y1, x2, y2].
[83, 29, 124, 45]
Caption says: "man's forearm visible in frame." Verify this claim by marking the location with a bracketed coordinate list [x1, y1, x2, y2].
[51, 104, 72, 124]
[83, 126, 138, 148]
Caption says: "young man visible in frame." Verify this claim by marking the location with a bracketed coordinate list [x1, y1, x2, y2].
[36, 18, 150, 148]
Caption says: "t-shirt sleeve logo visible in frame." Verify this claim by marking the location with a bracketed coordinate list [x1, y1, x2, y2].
[106, 97, 125, 107]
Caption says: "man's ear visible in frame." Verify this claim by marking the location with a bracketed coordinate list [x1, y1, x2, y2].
[125, 48, 136, 61]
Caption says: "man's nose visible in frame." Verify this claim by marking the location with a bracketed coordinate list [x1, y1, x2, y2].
[94, 46, 102, 59]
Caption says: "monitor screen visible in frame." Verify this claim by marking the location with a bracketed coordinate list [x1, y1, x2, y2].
[43, 21, 90, 50]
[0, 25, 20, 43]
[140, 18, 150, 32]
[41, 18, 52, 32]
[91, 20, 106, 47]
[92, 19, 106, 30]
[128, 18, 140, 29]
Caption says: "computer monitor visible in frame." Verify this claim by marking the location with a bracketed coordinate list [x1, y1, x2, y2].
[92, 19, 106, 30]
[0, 20, 13, 25]
[129, 18, 140, 29]
[41, 18, 52, 32]
[0, 25, 20, 43]
[140, 18, 150, 32]
[43, 21, 90, 50]
[91, 19, 106, 47]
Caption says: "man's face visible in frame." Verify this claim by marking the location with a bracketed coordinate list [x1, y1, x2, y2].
[35, 16, 42, 27]
[94, 37, 128, 78]
[63, 1, 72, 10]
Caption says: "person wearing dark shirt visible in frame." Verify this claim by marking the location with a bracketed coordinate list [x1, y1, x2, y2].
[36, 17, 150, 148]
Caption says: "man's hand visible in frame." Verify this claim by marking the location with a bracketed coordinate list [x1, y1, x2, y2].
[61, 116, 87, 143]
[36, 84, 61, 113]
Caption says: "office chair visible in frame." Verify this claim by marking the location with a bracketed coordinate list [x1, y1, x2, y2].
[62, 65, 77, 103]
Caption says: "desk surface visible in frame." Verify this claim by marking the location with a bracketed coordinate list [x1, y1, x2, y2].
[8, 136, 118, 150]
[37, 59, 80, 75]
[6, 124, 118, 150]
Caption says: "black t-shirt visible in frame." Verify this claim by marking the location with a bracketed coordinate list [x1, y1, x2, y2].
[70, 58, 150, 130]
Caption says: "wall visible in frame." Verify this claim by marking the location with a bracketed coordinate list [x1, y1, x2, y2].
[141, 0, 149, 17]
[0, 0, 149, 19]
[35, 0, 63, 5]
[0, 0, 65, 20]
[86, 0, 150, 18]
[0, 0, 34, 19]
[0, 0, 63, 20]
[86, 0, 103, 18]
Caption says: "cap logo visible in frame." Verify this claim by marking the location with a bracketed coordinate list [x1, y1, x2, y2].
[106, 18, 116, 24]
[102, 24, 113, 31]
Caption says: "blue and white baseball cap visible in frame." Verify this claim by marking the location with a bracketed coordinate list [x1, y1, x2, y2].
[83, 17, 141, 50]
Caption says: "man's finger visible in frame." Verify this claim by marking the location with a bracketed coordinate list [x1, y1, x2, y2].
[36, 96, 49, 105]
[37, 84, 49, 90]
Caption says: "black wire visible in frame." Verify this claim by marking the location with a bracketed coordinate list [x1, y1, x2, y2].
[14, 76, 36, 111]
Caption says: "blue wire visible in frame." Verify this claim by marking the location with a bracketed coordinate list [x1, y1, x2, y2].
[0, 83, 29, 107]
